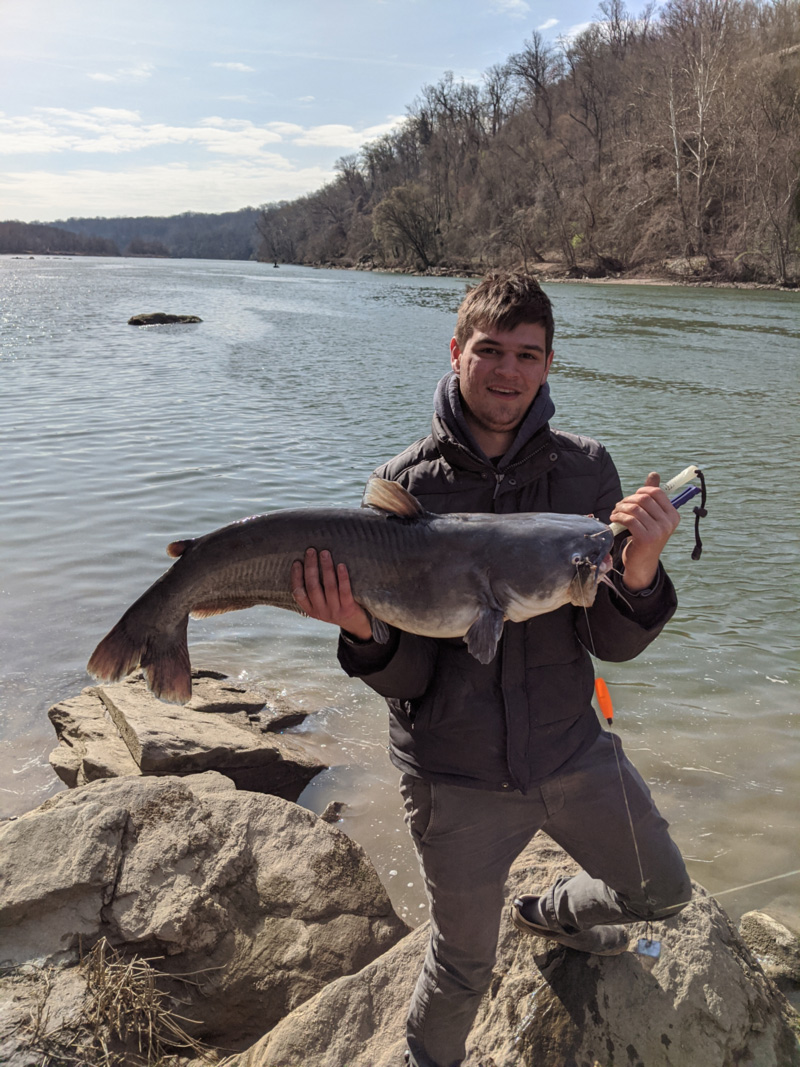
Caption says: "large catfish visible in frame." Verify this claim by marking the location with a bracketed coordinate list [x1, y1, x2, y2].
[87, 477, 614, 704]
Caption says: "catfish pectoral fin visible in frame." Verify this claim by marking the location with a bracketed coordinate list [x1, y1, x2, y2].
[370, 616, 391, 644]
[463, 607, 505, 664]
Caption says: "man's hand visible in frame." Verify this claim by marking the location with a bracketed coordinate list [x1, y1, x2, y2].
[609, 472, 680, 592]
[290, 548, 373, 640]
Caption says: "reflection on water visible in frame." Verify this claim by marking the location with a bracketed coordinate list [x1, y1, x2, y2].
[1, 257, 798, 928]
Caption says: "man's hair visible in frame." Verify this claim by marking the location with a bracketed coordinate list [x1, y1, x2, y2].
[454, 271, 554, 354]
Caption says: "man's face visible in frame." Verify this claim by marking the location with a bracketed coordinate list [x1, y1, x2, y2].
[450, 322, 554, 441]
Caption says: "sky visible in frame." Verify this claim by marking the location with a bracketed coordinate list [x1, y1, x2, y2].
[1, 0, 633, 223]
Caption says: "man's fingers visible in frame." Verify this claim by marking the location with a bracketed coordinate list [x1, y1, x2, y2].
[291, 559, 311, 607]
[303, 547, 322, 591]
[319, 550, 342, 613]
[644, 471, 660, 488]
[336, 562, 353, 598]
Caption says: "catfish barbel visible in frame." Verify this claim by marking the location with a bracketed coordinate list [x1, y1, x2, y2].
[87, 478, 614, 704]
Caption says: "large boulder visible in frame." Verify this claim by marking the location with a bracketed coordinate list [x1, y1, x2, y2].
[48, 669, 324, 799]
[0, 772, 409, 1062]
[230, 834, 800, 1067]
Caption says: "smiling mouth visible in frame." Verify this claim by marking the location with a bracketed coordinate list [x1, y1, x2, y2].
[487, 386, 520, 397]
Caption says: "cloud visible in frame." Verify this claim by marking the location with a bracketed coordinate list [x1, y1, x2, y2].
[285, 119, 403, 148]
[562, 20, 594, 40]
[298, 96, 315, 104]
[212, 61, 255, 72]
[86, 63, 154, 83]
[0, 108, 283, 157]
[0, 108, 405, 160]
[0, 160, 336, 222]
[537, 18, 559, 31]
[489, 0, 530, 17]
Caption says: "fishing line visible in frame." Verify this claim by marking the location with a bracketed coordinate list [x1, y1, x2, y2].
[578, 585, 649, 903]
[579, 581, 661, 957]
[574, 463, 709, 958]
[711, 868, 800, 899]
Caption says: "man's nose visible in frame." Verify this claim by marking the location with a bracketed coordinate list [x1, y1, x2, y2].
[495, 352, 518, 376]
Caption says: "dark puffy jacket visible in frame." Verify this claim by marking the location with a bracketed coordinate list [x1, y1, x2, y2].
[338, 414, 677, 793]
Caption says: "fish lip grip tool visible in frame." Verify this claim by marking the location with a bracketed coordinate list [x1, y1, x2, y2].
[609, 463, 708, 560]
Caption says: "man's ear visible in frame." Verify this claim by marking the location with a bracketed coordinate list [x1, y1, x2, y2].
[450, 337, 461, 374]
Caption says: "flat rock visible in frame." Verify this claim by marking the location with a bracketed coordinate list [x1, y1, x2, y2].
[127, 312, 202, 324]
[48, 669, 324, 799]
[48, 688, 140, 787]
[230, 833, 800, 1067]
[0, 772, 409, 1061]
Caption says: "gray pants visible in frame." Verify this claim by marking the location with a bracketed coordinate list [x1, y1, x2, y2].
[401, 731, 691, 1067]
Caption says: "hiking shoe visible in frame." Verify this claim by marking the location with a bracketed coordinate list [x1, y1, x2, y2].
[510, 895, 629, 955]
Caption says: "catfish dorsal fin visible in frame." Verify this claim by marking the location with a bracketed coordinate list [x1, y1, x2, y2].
[166, 539, 193, 558]
[363, 477, 425, 519]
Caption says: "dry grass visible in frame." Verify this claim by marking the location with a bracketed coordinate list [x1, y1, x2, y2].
[18, 938, 222, 1067]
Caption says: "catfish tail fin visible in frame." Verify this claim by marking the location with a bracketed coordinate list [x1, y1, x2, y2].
[140, 617, 192, 703]
[87, 615, 146, 686]
[87, 613, 192, 704]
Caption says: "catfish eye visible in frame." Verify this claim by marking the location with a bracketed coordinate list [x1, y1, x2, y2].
[570, 552, 583, 565]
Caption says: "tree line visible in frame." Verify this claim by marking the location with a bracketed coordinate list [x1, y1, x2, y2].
[257, 0, 800, 285]
[0, 221, 120, 256]
[0, 209, 262, 260]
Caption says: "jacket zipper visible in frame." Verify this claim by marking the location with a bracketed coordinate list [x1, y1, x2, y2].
[491, 440, 552, 501]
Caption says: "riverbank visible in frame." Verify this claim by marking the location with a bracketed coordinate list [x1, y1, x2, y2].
[296, 255, 799, 291]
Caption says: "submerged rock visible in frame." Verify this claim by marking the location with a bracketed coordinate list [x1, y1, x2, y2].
[0, 772, 409, 1061]
[229, 833, 800, 1067]
[127, 312, 202, 324]
[48, 669, 325, 799]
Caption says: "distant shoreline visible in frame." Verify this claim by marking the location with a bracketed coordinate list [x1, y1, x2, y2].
[308, 259, 799, 293]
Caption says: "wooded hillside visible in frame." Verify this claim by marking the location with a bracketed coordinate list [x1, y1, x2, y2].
[257, 0, 800, 285]
[53, 209, 261, 260]
[1, 209, 261, 260]
[0, 221, 120, 256]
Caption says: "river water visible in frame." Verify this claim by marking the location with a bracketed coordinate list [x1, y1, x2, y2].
[1, 256, 797, 929]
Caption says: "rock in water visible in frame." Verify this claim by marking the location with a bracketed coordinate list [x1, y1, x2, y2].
[0, 773, 409, 1061]
[128, 312, 202, 324]
[227, 833, 800, 1067]
[47, 669, 325, 799]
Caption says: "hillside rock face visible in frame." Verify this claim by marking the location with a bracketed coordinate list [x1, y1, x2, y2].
[0, 772, 409, 1062]
[48, 669, 324, 799]
[230, 834, 800, 1067]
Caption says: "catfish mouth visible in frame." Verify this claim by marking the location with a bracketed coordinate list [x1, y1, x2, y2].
[567, 535, 614, 607]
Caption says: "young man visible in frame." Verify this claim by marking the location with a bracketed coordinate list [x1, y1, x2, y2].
[291, 272, 691, 1067]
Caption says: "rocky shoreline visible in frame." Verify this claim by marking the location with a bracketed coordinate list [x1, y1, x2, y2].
[303, 256, 800, 292]
[1, 669, 798, 1066]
